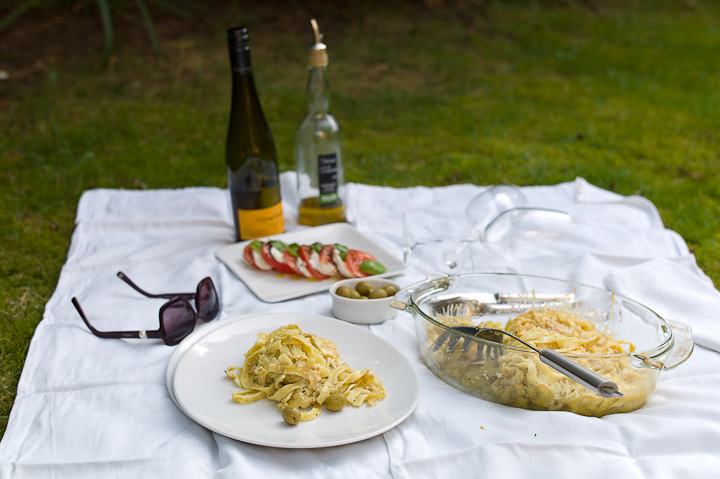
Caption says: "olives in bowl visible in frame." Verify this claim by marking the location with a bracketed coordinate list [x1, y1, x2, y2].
[329, 278, 401, 325]
[336, 282, 397, 300]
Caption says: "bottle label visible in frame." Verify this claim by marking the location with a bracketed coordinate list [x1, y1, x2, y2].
[318, 153, 339, 206]
[237, 202, 285, 240]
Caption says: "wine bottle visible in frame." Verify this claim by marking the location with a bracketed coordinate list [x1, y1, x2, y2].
[226, 27, 285, 241]
[295, 19, 346, 226]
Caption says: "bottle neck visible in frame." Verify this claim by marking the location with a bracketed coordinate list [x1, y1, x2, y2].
[231, 68, 258, 103]
[306, 66, 329, 114]
[229, 49, 260, 115]
[228, 47, 272, 157]
[229, 48, 252, 74]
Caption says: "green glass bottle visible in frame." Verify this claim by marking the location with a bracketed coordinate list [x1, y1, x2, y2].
[226, 27, 284, 241]
[295, 19, 346, 226]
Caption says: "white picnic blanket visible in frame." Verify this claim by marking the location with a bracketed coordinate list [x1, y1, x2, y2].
[2, 172, 719, 478]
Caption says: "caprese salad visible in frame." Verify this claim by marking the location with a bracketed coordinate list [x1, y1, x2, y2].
[243, 240, 387, 279]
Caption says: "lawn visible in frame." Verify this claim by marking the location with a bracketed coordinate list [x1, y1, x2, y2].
[1, 0, 719, 439]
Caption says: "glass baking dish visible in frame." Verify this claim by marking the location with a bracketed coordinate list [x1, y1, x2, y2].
[391, 273, 694, 417]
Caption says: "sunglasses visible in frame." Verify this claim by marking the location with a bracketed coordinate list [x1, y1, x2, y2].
[71, 271, 220, 346]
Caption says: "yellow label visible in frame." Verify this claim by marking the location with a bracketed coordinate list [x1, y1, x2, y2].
[238, 202, 285, 240]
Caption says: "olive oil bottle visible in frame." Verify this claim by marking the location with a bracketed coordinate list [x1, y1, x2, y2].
[295, 20, 346, 226]
[226, 27, 285, 241]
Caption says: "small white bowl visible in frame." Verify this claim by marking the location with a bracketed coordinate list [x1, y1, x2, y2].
[329, 278, 400, 325]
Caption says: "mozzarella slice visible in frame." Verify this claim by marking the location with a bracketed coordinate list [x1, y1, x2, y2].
[296, 258, 312, 278]
[270, 246, 286, 264]
[309, 251, 337, 276]
[252, 250, 273, 271]
[333, 249, 355, 278]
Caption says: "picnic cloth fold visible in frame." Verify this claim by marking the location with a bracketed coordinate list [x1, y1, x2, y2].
[605, 256, 720, 354]
[2, 172, 719, 478]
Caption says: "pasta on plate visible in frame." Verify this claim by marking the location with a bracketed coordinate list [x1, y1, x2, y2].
[227, 324, 386, 424]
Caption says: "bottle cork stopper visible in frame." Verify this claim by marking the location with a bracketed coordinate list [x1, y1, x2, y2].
[308, 19, 328, 67]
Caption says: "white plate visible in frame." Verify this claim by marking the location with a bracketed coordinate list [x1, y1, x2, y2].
[215, 223, 407, 303]
[172, 313, 421, 448]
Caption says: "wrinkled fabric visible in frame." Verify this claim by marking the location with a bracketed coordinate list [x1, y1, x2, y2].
[1, 172, 718, 478]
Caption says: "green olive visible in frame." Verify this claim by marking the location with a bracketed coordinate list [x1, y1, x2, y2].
[325, 393, 346, 412]
[356, 281, 372, 296]
[369, 288, 388, 299]
[360, 295, 368, 300]
[349, 289, 362, 299]
[336, 286, 352, 298]
[282, 406, 301, 425]
[383, 285, 397, 296]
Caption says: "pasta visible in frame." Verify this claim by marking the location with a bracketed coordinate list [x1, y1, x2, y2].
[426, 308, 658, 417]
[226, 324, 386, 423]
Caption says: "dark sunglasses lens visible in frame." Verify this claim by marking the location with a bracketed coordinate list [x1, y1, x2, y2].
[197, 278, 219, 321]
[163, 300, 196, 345]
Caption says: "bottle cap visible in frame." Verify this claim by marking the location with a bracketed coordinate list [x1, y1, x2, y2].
[308, 19, 328, 67]
[227, 27, 252, 72]
[227, 26, 250, 53]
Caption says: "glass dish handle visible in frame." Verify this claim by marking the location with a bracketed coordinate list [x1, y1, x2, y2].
[631, 319, 694, 371]
[390, 273, 449, 312]
[390, 288, 411, 311]
[661, 319, 694, 370]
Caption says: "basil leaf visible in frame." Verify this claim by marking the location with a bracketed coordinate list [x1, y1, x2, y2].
[359, 260, 387, 275]
[286, 243, 300, 257]
[311, 242, 323, 254]
[269, 240, 288, 253]
[334, 244, 348, 262]
[249, 241, 264, 253]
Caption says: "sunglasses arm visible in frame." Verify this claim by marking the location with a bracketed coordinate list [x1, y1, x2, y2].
[71, 297, 161, 340]
[117, 272, 195, 300]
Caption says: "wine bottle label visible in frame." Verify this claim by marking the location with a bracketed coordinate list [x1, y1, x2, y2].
[318, 153, 339, 206]
[237, 202, 285, 239]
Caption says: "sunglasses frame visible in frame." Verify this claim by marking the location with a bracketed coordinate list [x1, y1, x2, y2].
[71, 272, 220, 346]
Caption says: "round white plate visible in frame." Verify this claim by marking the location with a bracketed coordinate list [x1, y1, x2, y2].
[172, 313, 421, 448]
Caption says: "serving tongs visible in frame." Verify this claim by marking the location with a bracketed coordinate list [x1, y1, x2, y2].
[430, 292, 578, 318]
[432, 326, 624, 399]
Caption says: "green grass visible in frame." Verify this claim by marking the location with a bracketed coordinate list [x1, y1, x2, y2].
[2, 0, 720, 439]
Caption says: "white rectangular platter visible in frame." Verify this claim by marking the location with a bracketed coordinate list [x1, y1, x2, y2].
[215, 223, 407, 303]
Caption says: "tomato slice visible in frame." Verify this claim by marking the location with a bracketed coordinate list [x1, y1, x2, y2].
[243, 244, 258, 269]
[282, 250, 300, 276]
[244, 243, 273, 271]
[319, 245, 338, 276]
[299, 245, 331, 280]
[261, 243, 295, 275]
[283, 249, 309, 277]
[346, 250, 377, 278]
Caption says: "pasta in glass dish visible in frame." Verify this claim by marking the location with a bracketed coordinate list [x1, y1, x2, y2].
[391, 273, 694, 417]
[427, 308, 656, 416]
